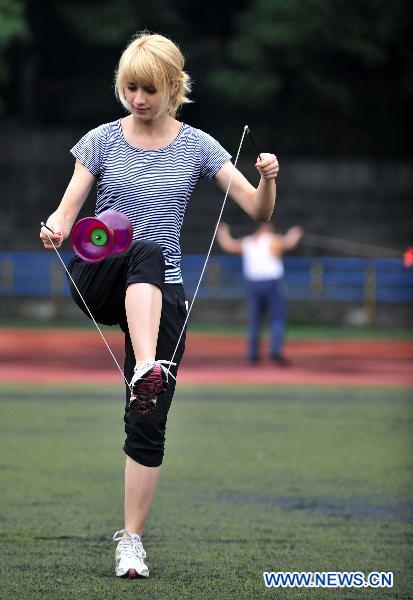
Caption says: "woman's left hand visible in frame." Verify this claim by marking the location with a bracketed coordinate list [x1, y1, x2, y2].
[255, 153, 279, 180]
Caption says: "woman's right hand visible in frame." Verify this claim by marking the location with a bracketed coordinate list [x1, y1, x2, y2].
[40, 220, 64, 250]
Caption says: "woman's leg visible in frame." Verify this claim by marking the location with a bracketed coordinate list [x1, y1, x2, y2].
[124, 457, 160, 534]
[123, 279, 164, 531]
[123, 285, 187, 536]
[124, 241, 165, 367]
[125, 283, 162, 362]
[121, 242, 167, 412]
[68, 244, 174, 575]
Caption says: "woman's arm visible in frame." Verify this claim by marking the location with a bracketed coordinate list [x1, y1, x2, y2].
[214, 153, 279, 222]
[40, 160, 96, 249]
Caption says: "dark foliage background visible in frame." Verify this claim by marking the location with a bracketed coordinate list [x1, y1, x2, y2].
[1, 0, 411, 156]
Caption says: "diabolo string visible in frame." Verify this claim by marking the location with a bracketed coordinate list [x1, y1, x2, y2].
[42, 124, 255, 388]
[167, 125, 250, 376]
[42, 229, 131, 389]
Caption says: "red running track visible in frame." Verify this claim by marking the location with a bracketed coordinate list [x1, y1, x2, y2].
[0, 328, 412, 387]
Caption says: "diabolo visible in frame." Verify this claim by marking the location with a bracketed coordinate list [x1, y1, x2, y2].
[71, 209, 133, 262]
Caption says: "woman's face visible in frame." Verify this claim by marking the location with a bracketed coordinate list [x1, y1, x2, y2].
[124, 81, 168, 121]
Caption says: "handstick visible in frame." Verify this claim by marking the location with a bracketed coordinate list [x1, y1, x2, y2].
[245, 126, 263, 161]
[40, 221, 55, 234]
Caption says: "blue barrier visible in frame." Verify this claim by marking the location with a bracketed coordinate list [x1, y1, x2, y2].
[0, 252, 412, 303]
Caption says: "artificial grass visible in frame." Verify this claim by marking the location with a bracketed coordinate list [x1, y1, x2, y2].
[0, 385, 412, 599]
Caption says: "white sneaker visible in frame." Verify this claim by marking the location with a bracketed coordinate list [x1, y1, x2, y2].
[113, 529, 149, 578]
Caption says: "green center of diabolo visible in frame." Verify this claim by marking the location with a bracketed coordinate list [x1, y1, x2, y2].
[90, 228, 108, 246]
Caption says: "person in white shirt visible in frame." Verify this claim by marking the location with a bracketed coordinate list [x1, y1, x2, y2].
[217, 221, 303, 365]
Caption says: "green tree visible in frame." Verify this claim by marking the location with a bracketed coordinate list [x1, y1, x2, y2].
[210, 0, 409, 107]
[0, 0, 28, 83]
[56, 0, 187, 46]
[208, 0, 412, 154]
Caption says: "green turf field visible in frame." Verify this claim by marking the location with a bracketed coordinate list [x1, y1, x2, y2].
[0, 384, 412, 599]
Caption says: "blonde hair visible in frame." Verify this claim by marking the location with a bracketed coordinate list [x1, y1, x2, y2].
[115, 32, 192, 117]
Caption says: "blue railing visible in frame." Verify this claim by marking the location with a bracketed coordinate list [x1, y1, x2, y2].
[0, 252, 412, 303]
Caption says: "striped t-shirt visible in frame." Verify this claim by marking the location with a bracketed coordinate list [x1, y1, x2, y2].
[70, 119, 231, 284]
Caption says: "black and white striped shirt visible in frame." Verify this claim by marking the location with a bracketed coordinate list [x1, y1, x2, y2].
[71, 120, 231, 283]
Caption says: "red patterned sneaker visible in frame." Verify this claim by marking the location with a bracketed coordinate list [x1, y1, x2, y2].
[129, 360, 176, 415]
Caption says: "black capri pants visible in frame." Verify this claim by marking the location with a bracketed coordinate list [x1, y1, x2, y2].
[67, 240, 187, 467]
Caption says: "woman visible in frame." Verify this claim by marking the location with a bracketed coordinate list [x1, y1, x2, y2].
[40, 32, 279, 579]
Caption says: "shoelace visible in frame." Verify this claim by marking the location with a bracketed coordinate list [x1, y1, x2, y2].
[113, 529, 146, 559]
[131, 359, 177, 385]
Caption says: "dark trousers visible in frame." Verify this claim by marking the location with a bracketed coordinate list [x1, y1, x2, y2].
[67, 241, 187, 467]
[247, 278, 286, 361]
